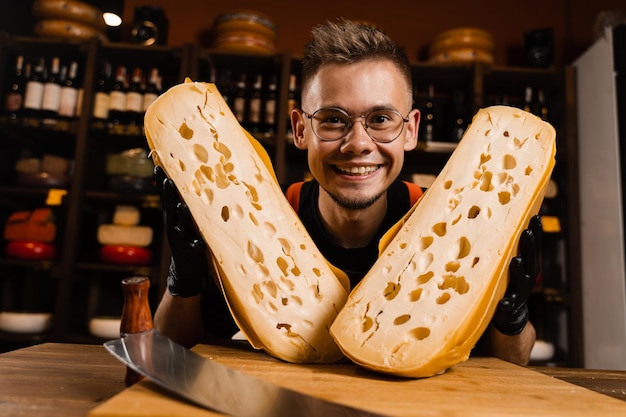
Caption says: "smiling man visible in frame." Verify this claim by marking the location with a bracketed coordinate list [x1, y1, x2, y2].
[288, 28, 420, 285]
[154, 18, 537, 367]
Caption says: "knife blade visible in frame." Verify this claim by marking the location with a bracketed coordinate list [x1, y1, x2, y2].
[104, 329, 390, 417]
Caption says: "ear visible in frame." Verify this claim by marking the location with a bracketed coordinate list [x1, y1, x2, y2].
[403, 108, 420, 151]
[292, 109, 308, 150]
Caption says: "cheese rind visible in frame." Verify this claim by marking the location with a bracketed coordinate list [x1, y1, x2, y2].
[144, 79, 349, 363]
[330, 106, 556, 377]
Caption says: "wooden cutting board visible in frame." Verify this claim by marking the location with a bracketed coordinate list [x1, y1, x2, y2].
[89, 341, 626, 417]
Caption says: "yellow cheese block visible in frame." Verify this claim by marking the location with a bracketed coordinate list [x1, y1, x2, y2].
[144, 79, 349, 363]
[330, 106, 556, 377]
[112, 205, 140, 226]
[97, 224, 153, 247]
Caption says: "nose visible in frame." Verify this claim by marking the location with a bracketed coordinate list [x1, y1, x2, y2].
[340, 117, 375, 154]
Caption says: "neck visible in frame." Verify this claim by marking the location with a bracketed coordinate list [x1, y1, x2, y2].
[317, 189, 387, 248]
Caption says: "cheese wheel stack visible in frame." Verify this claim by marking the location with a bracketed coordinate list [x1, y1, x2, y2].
[428, 27, 494, 64]
[330, 106, 556, 377]
[144, 79, 349, 363]
[98, 205, 153, 265]
[32, 0, 108, 42]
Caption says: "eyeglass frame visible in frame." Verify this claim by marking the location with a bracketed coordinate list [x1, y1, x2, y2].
[300, 106, 411, 143]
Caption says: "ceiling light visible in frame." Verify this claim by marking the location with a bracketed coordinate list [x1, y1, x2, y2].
[103, 12, 122, 27]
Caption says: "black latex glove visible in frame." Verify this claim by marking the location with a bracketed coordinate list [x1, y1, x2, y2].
[492, 215, 542, 336]
[155, 166, 209, 297]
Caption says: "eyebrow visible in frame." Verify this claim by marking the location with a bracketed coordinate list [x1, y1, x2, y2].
[318, 104, 401, 114]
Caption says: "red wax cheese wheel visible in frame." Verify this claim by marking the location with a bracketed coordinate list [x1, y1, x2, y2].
[6, 240, 56, 260]
[100, 245, 152, 265]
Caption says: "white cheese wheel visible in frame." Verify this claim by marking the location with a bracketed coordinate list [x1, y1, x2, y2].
[97, 224, 153, 247]
[144, 79, 349, 363]
[330, 106, 556, 377]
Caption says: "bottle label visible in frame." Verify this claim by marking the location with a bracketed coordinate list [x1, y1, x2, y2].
[233, 97, 245, 122]
[42, 83, 62, 112]
[142, 93, 158, 112]
[93, 92, 110, 119]
[126, 92, 143, 113]
[5, 92, 22, 112]
[23, 81, 44, 110]
[58, 87, 78, 117]
[249, 98, 261, 123]
[264, 99, 276, 124]
[109, 91, 126, 111]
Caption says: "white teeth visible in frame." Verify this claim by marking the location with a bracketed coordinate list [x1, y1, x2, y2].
[336, 165, 379, 175]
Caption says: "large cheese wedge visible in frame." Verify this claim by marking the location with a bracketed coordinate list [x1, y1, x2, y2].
[330, 106, 556, 377]
[144, 79, 349, 363]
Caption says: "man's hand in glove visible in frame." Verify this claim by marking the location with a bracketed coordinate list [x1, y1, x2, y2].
[155, 166, 209, 298]
[492, 215, 542, 336]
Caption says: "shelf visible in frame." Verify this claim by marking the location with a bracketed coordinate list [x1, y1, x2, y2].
[0, 36, 581, 365]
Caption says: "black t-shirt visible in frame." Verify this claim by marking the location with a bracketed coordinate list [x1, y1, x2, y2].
[296, 180, 413, 288]
[201, 179, 416, 338]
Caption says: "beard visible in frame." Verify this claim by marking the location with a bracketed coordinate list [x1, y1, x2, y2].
[324, 187, 384, 210]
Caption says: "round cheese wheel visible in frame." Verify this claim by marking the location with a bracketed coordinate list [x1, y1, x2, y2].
[32, 0, 106, 29]
[5, 240, 57, 260]
[212, 9, 277, 53]
[429, 34, 494, 57]
[428, 48, 494, 65]
[16, 172, 70, 188]
[213, 9, 278, 39]
[100, 245, 152, 265]
[213, 31, 276, 54]
[34, 19, 108, 42]
[428, 27, 495, 64]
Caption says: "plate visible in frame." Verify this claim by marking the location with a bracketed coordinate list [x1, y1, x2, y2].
[0, 311, 53, 333]
[89, 316, 121, 339]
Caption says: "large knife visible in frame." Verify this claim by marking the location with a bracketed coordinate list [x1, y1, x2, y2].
[104, 329, 390, 417]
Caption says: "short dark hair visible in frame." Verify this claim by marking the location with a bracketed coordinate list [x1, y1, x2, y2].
[301, 18, 412, 102]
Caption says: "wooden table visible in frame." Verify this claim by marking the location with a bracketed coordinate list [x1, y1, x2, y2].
[0, 342, 625, 417]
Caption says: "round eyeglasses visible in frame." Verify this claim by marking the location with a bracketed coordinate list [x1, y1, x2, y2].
[301, 107, 410, 143]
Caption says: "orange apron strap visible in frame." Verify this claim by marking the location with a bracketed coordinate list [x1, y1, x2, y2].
[403, 180, 424, 206]
[285, 182, 304, 213]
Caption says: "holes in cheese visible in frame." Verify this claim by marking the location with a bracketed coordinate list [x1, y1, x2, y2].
[144, 79, 349, 363]
[330, 105, 556, 377]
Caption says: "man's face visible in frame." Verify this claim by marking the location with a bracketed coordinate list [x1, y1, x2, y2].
[292, 60, 420, 210]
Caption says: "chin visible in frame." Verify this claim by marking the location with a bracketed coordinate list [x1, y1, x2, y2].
[329, 190, 383, 210]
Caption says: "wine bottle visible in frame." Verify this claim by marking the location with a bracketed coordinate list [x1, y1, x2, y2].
[58, 61, 79, 121]
[421, 84, 436, 144]
[263, 74, 278, 142]
[248, 74, 263, 135]
[285, 74, 299, 142]
[23, 57, 46, 122]
[142, 68, 160, 112]
[108, 65, 128, 130]
[41, 56, 62, 124]
[217, 69, 232, 107]
[537, 89, 549, 121]
[92, 61, 111, 128]
[125, 67, 143, 129]
[523, 86, 534, 113]
[4, 55, 25, 121]
[450, 89, 467, 142]
[232, 73, 247, 124]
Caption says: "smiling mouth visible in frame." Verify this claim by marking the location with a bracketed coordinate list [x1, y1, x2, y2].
[334, 165, 381, 176]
